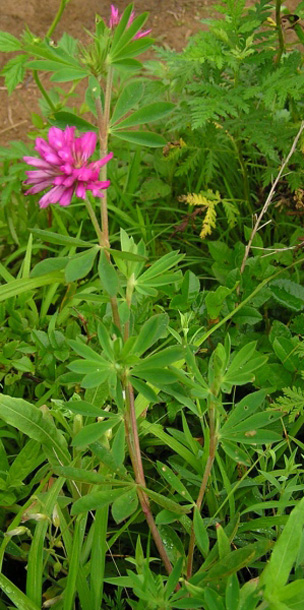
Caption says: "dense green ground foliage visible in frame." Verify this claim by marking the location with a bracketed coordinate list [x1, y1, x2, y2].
[1, 1, 304, 608]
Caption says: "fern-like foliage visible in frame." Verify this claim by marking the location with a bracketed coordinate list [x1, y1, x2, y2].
[179, 189, 239, 239]
[160, 0, 304, 208]
[272, 385, 304, 423]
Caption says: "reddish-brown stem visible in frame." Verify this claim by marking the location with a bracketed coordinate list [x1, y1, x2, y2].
[186, 406, 217, 579]
[125, 382, 174, 577]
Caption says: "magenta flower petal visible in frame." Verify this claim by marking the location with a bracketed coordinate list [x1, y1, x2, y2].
[58, 187, 74, 207]
[78, 132, 97, 161]
[90, 152, 114, 171]
[75, 183, 87, 199]
[134, 29, 152, 40]
[109, 4, 120, 28]
[108, 5, 151, 40]
[26, 180, 56, 195]
[24, 127, 113, 208]
[48, 127, 66, 150]
[23, 156, 54, 170]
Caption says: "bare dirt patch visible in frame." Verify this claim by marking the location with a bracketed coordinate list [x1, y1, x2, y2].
[0, 0, 215, 146]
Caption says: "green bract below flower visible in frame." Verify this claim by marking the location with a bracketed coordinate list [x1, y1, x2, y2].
[109, 4, 151, 39]
[23, 127, 113, 208]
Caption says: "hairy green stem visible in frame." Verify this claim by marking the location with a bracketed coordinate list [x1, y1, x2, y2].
[186, 405, 217, 579]
[124, 274, 135, 341]
[96, 66, 113, 245]
[85, 198, 104, 246]
[33, 71, 56, 112]
[46, 0, 70, 38]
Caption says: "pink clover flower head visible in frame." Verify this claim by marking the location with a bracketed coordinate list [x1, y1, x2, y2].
[23, 127, 113, 209]
[108, 4, 151, 39]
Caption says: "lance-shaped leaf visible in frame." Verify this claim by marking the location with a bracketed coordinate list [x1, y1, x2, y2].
[65, 247, 99, 283]
[132, 314, 169, 356]
[112, 102, 175, 130]
[260, 496, 304, 597]
[0, 271, 64, 302]
[112, 130, 166, 147]
[98, 249, 120, 296]
[71, 486, 134, 515]
[111, 81, 144, 125]
[0, 395, 70, 466]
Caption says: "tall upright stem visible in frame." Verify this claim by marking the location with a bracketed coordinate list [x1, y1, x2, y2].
[186, 404, 217, 579]
[95, 64, 173, 577]
[96, 67, 114, 246]
[125, 383, 174, 577]
[85, 198, 104, 246]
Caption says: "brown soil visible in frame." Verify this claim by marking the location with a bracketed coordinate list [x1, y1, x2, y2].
[0, 0, 215, 146]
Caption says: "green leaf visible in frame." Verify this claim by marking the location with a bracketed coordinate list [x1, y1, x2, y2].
[112, 130, 166, 147]
[139, 177, 171, 201]
[108, 247, 147, 262]
[0, 270, 65, 302]
[0, 572, 40, 610]
[0, 395, 70, 466]
[72, 419, 119, 447]
[63, 514, 87, 610]
[216, 523, 231, 559]
[132, 367, 180, 386]
[272, 337, 299, 372]
[200, 540, 273, 584]
[91, 441, 126, 476]
[225, 574, 240, 610]
[223, 390, 268, 429]
[98, 249, 120, 296]
[0, 31, 22, 52]
[157, 461, 193, 502]
[30, 228, 94, 248]
[50, 111, 96, 132]
[112, 488, 138, 523]
[113, 102, 175, 129]
[232, 306, 263, 326]
[50, 67, 88, 82]
[65, 248, 98, 283]
[141, 487, 192, 514]
[97, 323, 114, 361]
[111, 81, 144, 125]
[130, 377, 159, 403]
[137, 346, 185, 369]
[261, 497, 304, 596]
[132, 314, 168, 356]
[67, 401, 105, 417]
[140, 421, 201, 472]
[1, 54, 27, 94]
[112, 37, 153, 60]
[222, 429, 281, 444]
[30, 257, 68, 277]
[68, 339, 108, 363]
[276, 580, 304, 608]
[194, 508, 209, 556]
[71, 487, 132, 515]
[54, 466, 109, 485]
[269, 279, 304, 312]
[205, 286, 232, 319]
[110, 4, 136, 51]
[111, 11, 149, 56]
